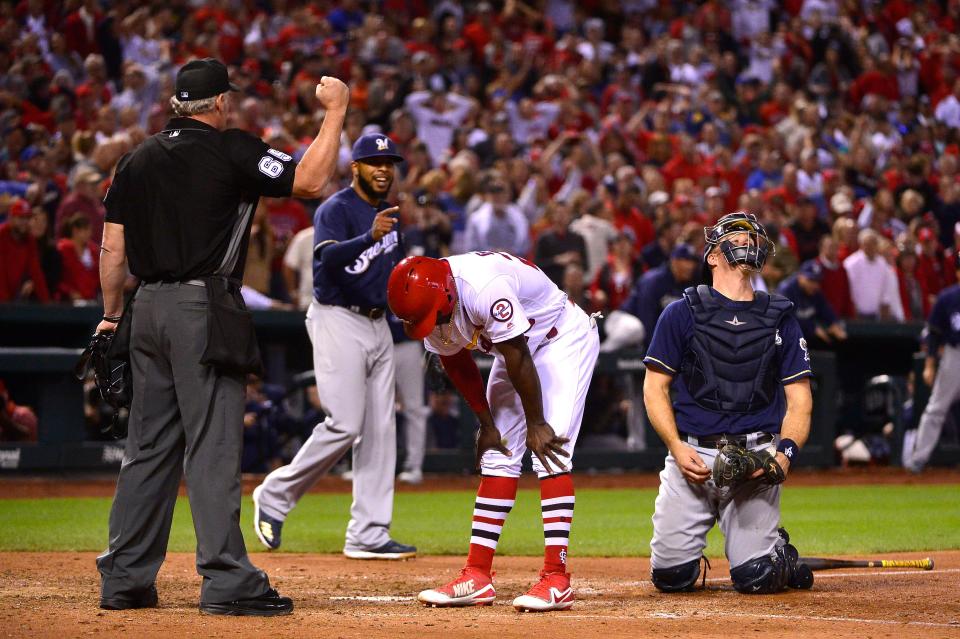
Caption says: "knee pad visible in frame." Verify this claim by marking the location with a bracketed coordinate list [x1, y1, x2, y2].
[651, 558, 701, 593]
[730, 555, 787, 594]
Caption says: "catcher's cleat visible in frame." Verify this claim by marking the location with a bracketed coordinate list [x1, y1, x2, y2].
[252, 485, 283, 550]
[778, 527, 814, 590]
[512, 570, 574, 612]
[418, 567, 496, 607]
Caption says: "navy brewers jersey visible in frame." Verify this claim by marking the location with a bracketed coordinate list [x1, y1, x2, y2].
[643, 289, 813, 436]
[776, 275, 837, 339]
[620, 263, 687, 347]
[312, 187, 402, 309]
[925, 284, 960, 351]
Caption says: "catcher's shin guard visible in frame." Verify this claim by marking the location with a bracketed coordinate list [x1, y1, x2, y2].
[651, 557, 701, 593]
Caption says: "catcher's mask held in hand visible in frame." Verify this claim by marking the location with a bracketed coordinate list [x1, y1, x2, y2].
[75, 331, 132, 438]
[703, 212, 776, 272]
[387, 256, 456, 339]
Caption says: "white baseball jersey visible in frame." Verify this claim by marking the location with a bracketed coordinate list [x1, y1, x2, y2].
[423, 251, 601, 478]
[424, 251, 569, 357]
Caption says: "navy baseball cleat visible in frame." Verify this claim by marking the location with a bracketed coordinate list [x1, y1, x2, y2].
[343, 539, 417, 560]
[100, 584, 159, 610]
[199, 588, 293, 616]
[252, 485, 283, 550]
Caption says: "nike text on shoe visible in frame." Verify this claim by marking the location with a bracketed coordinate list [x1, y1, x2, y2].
[343, 539, 417, 560]
[252, 485, 282, 550]
[512, 571, 574, 612]
[199, 588, 293, 617]
[418, 567, 496, 607]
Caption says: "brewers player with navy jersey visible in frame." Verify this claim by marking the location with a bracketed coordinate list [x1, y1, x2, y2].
[252, 134, 416, 560]
[905, 251, 960, 473]
[642, 212, 815, 594]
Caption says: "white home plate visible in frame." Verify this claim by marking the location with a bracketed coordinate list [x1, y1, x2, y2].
[329, 595, 415, 602]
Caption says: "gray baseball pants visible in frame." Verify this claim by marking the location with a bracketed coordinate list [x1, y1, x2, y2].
[907, 344, 960, 471]
[256, 303, 397, 551]
[96, 281, 270, 605]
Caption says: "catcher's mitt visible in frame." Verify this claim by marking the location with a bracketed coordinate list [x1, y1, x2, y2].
[713, 444, 785, 488]
[75, 330, 132, 439]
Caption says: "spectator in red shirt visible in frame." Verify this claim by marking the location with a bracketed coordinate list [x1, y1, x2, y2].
[54, 164, 105, 244]
[916, 226, 948, 306]
[895, 245, 931, 321]
[590, 229, 640, 314]
[816, 234, 854, 319]
[661, 135, 704, 189]
[56, 214, 99, 302]
[0, 199, 50, 303]
[608, 182, 654, 254]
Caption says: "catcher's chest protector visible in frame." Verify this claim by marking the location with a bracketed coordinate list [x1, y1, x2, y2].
[681, 285, 793, 413]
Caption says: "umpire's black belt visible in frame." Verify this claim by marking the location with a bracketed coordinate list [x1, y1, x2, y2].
[344, 304, 385, 320]
[681, 432, 775, 449]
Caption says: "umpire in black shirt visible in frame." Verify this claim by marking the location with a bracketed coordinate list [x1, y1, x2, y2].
[95, 58, 348, 615]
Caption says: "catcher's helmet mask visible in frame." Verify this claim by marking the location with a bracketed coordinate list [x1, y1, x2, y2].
[703, 212, 776, 273]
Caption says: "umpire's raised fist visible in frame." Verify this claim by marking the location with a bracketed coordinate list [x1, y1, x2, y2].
[315, 76, 349, 111]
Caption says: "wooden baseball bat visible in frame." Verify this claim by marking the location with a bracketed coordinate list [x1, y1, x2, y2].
[798, 557, 934, 571]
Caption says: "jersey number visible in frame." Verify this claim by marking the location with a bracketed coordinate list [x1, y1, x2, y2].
[258, 156, 284, 178]
[475, 251, 540, 271]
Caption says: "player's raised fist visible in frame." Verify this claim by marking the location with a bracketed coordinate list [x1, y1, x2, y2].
[316, 76, 349, 111]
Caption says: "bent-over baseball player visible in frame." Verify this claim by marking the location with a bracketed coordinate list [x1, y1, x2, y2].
[252, 133, 416, 560]
[642, 212, 815, 594]
[388, 251, 600, 611]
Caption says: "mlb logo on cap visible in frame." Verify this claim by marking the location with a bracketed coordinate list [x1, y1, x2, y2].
[352, 134, 404, 163]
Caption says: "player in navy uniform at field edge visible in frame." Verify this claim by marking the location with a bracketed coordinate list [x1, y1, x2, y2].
[252, 134, 416, 560]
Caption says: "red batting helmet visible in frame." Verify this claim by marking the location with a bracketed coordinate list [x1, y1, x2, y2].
[387, 256, 456, 339]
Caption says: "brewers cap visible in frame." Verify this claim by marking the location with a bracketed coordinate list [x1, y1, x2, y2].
[351, 133, 404, 163]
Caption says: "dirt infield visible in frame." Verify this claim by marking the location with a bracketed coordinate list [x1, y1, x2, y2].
[1, 551, 957, 638]
[3, 469, 959, 637]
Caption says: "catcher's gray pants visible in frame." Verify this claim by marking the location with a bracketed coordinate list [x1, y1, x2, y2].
[394, 339, 428, 474]
[256, 303, 397, 551]
[650, 435, 782, 572]
[907, 344, 960, 471]
[97, 281, 270, 604]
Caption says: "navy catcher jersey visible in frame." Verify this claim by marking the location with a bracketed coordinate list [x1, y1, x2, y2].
[312, 187, 402, 309]
[643, 288, 813, 436]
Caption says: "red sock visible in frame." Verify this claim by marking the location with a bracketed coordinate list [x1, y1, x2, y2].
[465, 475, 518, 574]
[540, 473, 574, 574]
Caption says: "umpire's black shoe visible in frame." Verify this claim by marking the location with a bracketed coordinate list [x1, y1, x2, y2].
[100, 584, 159, 610]
[199, 588, 293, 616]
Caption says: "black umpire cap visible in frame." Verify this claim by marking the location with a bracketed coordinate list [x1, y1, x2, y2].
[175, 58, 238, 101]
[351, 133, 404, 163]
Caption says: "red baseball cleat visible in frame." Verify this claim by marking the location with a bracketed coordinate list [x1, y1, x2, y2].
[512, 570, 574, 612]
[418, 567, 496, 607]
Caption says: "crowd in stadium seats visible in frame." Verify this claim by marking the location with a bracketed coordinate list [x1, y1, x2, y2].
[2, 0, 959, 329]
[3, 0, 960, 452]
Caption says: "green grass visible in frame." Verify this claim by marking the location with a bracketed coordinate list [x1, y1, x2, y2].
[2, 485, 958, 557]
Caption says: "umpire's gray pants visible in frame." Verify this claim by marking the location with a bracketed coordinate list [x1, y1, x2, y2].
[394, 339, 428, 474]
[96, 282, 270, 604]
[907, 344, 960, 470]
[256, 303, 397, 551]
